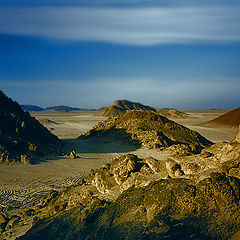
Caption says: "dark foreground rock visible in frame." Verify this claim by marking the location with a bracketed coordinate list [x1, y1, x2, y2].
[1, 128, 240, 240]
[0, 90, 61, 164]
[0, 111, 239, 239]
[16, 172, 240, 240]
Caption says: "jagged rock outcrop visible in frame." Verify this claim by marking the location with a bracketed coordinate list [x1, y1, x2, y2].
[203, 107, 240, 128]
[82, 110, 212, 153]
[202, 126, 240, 165]
[96, 100, 156, 117]
[0, 90, 61, 164]
[3, 153, 239, 240]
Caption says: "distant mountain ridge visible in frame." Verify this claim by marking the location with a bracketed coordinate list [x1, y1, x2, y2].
[44, 105, 85, 112]
[21, 105, 95, 112]
[20, 105, 44, 112]
[21, 101, 188, 118]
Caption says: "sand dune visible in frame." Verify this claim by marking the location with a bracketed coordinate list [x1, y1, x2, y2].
[202, 107, 240, 128]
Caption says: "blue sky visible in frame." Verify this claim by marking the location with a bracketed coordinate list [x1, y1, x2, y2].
[0, 0, 239, 109]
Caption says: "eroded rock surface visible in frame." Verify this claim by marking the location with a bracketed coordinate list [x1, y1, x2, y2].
[82, 110, 212, 153]
[0, 90, 61, 164]
[1, 119, 240, 240]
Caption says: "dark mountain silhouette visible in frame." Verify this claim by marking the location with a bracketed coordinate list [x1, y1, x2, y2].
[44, 105, 84, 112]
[21, 105, 96, 112]
[20, 105, 44, 112]
[44, 105, 97, 112]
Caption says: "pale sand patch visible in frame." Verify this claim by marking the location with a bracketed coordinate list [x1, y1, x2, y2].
[0, 152, 119, 208]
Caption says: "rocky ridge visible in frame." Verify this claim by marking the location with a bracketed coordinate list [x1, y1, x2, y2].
[0, 90, 61, 164]
[82, 110, 212, 153]
[96, 100, 156, 117]
[20, 105, 44, 112]
[0, 127, 240, 239]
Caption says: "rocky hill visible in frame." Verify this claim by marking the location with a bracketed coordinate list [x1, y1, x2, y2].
[203, 107, 240, 128]
[2, 128, 240, 240]
[96, 100, 156, 117]
[83, 110, 212, 153]
[0, 90, 61, 164]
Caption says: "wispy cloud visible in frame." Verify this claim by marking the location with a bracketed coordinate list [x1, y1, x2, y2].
[0, 6, 240, 45]
[0, 77, 239, 108]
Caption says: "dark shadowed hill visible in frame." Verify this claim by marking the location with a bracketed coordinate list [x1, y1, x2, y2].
[203, 107, 240, 128]
[82, 110, 212, 153]
[20, 105, 44, 112]
[96, 100, 156, 117]
[0, 90, 61, 164]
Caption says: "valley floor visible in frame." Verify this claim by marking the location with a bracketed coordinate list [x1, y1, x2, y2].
[0, 110, 237, 208]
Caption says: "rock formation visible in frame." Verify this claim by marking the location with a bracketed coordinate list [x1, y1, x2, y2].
[96, 100, 156, 117]
[1, 129, 240, 240]
[203, 107, 240, 128]
[1, 99, 240, 239]
[96, 100, 188, 119]
[82, 110, 212, 153]
[0, 90, 61, 164]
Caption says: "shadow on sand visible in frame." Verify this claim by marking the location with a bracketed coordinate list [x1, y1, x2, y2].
[62, 139, 139, 154]
[32, 128, 140, 164]
[63, 128, 141, 154]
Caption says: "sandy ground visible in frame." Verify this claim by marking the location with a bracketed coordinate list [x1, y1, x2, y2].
[172, 110, 237, 143]
[31, 111, 107, 139]
[0, 110, 237, 208]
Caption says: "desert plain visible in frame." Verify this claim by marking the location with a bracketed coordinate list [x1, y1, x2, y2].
[0, 109, 237, 209]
